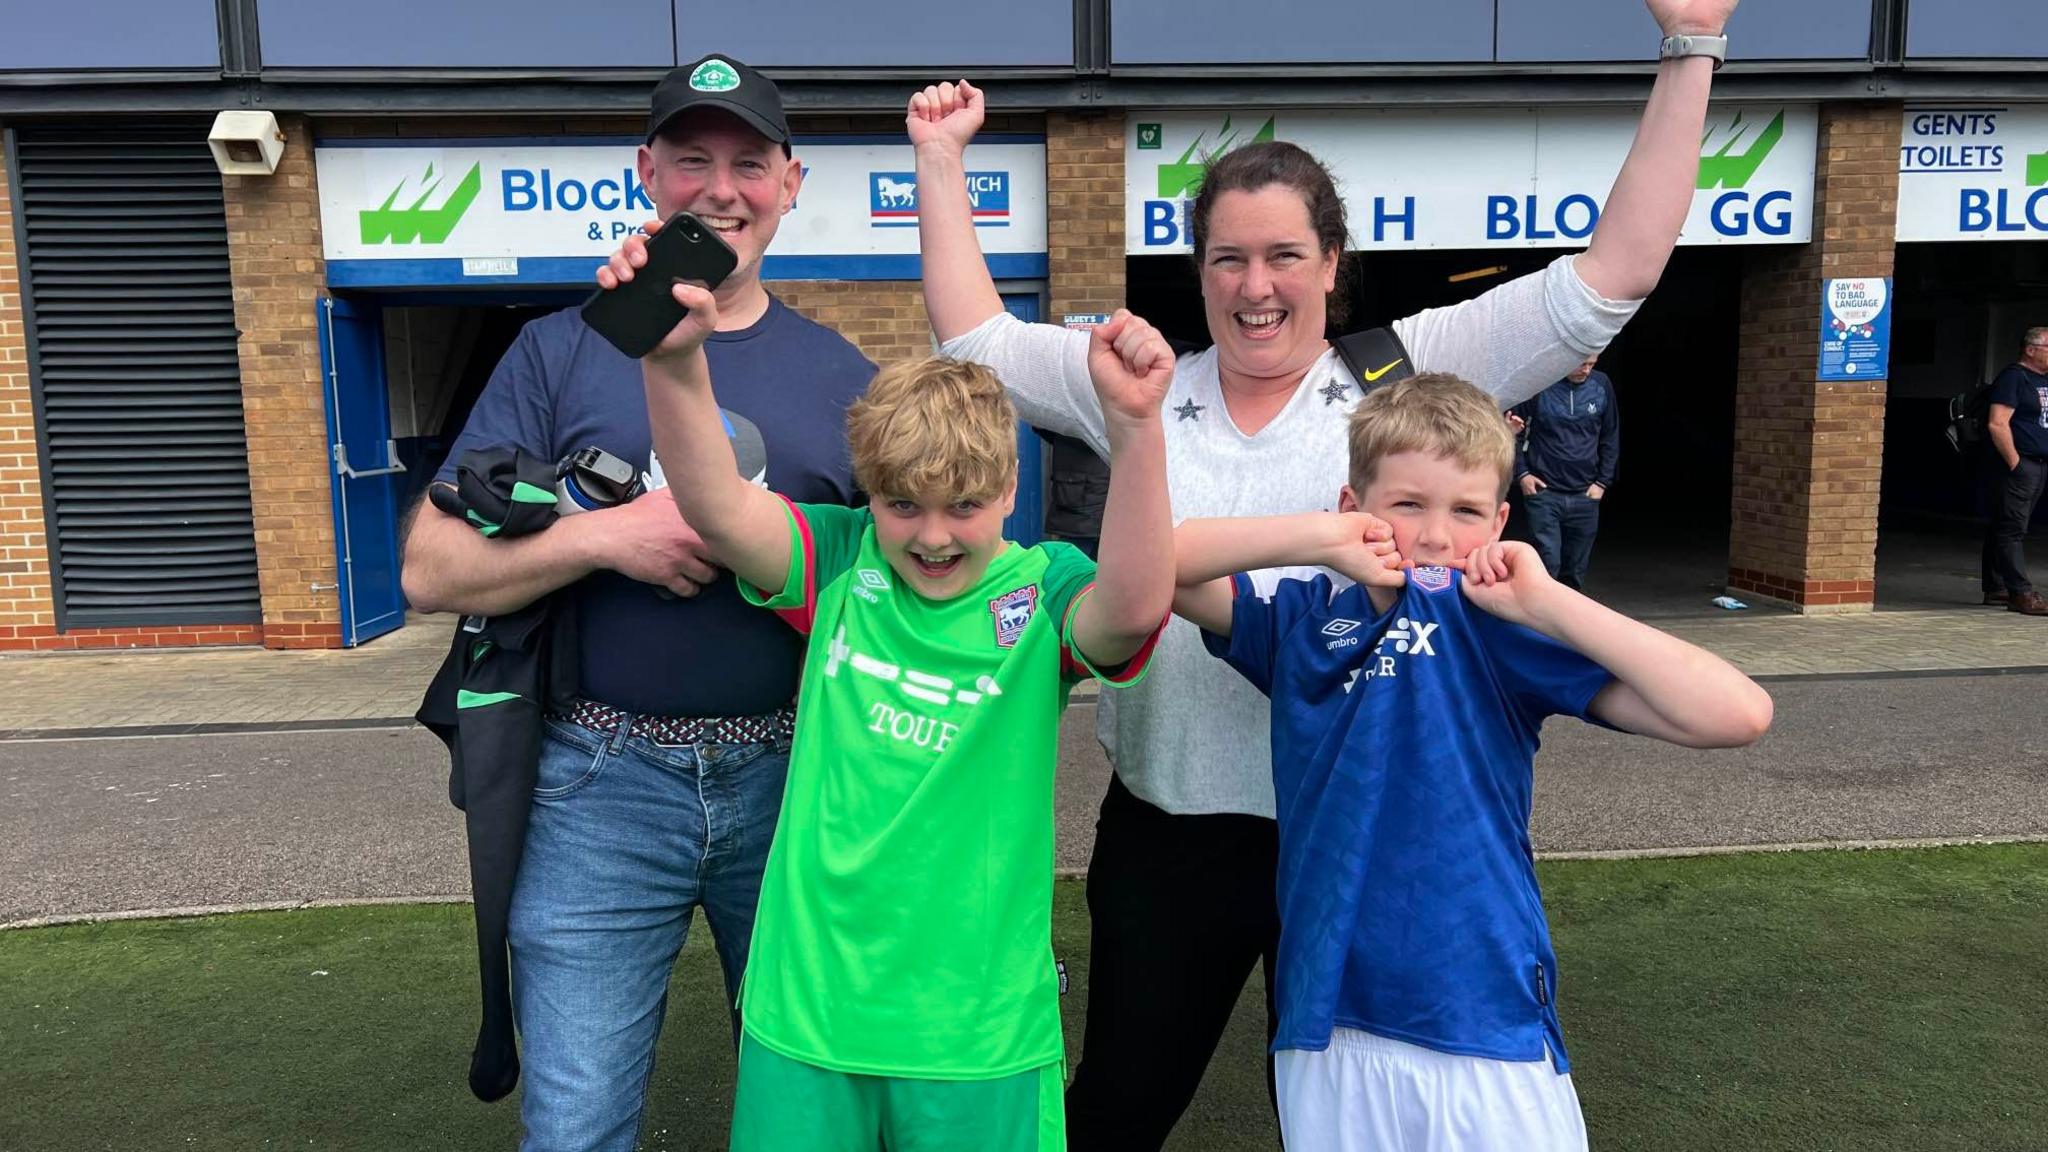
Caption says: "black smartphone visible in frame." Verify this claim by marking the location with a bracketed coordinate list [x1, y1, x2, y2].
[581, 211, 740, 359]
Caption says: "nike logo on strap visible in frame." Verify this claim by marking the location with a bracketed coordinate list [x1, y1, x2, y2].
[1361, 359, 1405, 382]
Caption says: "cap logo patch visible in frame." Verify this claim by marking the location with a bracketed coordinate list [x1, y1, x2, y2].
[689, 59, 741, 93]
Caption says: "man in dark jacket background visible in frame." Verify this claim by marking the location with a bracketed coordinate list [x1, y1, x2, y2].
[1511, 354, 1620, 592]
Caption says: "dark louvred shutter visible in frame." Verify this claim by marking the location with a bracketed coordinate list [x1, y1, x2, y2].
[13, 125, 260, 627]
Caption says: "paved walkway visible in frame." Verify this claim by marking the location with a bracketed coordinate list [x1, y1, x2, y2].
[1, 606, 2043, 736]
[1657, 606, 2048, 678]
[0, 615, 450, 736]
[4, 607, 2045, 927]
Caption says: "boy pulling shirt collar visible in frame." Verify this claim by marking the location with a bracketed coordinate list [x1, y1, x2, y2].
[1202, 566, 1611, 1073]
[739, 501, 1158, 1079]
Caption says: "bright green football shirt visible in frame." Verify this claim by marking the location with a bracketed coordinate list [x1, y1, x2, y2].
[739, 502, 1156, 1079]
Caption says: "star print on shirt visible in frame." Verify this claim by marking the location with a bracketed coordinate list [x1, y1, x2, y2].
[1174, 398, 1206, 422]
[1319, 379, 1350, 406]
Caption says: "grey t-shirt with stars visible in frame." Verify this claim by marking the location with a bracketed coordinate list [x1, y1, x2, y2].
[940, 254, 1639, 818]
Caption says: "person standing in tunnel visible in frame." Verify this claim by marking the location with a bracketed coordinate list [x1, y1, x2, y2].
[1511, 354, 1619, 592]
[1042, 429, 1110, 559]
[1984, 326, 2048, 616]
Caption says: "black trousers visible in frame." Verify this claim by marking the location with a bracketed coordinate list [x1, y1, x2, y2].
[1065, 773, 1281, 1151]
[1986, 456, 2048, 597]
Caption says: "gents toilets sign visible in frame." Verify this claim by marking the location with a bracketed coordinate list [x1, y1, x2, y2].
[1896, 105, 2048, 240]
[316, 136, 1047, 286]
[1125, 105, 1818, 254]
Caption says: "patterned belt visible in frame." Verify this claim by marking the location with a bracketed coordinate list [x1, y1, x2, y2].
[555, 700, 795, 747]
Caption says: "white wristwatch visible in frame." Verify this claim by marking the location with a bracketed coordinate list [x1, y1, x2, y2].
[1659, 33, 1728, 69]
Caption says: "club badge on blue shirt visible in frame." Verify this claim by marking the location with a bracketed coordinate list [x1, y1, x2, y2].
[1410, 565, 1454, 594]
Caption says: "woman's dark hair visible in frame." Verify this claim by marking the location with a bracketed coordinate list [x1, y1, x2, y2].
[1187, 140, 1354, 331]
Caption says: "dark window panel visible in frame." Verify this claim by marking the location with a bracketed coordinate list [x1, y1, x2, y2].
[257, 0, 674, 68]
[1111, 0, 1492, 64]
[0, 0, 219, 70]
[671, 0, 1072, 66]
[1907, 0, 2048, 58]
[1498, 0, 1870, 62]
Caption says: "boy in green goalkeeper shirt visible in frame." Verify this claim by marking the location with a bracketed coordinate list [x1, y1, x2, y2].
[614, 220, 1177, 1150]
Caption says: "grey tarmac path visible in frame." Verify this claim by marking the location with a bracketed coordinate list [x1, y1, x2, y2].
[3, 607, 2045, 738]
[5, 671, 2045, 925]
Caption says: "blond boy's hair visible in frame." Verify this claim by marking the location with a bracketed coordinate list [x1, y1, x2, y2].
[1346, 372, 1516, 498]
[846, 356, 1018, 504]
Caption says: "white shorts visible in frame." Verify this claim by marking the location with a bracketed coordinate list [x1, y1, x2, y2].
[1275, 1027, 1588, 1152]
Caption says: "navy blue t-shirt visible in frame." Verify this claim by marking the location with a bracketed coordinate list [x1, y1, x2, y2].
[435, 297, 874, 717]
[1204, 567, 1611, 1072]
[1990, 362, 2048, 459]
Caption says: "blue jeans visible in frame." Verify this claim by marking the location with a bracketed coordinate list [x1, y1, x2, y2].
[1525, 488, 1600, 591]
[509, 716, 790, 1152]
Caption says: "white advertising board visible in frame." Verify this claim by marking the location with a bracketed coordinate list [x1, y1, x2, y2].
[315, 135, 1047, 286]
[1125, 105, 1818, 254]
[1896, 105, 2048, 242]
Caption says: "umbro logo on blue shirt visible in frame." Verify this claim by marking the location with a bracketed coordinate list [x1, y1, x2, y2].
[1322, 618, 1363, 650]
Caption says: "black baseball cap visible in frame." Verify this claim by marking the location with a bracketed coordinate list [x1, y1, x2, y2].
[646, 54, 790, 146]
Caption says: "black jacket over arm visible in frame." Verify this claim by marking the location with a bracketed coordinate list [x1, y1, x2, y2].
[414, 447, 579, 1103]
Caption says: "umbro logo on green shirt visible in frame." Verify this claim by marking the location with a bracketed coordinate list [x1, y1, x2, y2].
[854, 567, 890, 603]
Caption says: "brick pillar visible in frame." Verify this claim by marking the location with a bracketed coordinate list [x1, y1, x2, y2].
[1046, 111, 1126, 323]
[1728, 103, 1901, 614]
[777, 281, 931, 364]
[224, 115, 344, 649]
[0, 123, 59, 648]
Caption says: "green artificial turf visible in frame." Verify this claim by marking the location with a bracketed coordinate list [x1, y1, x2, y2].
[3, 844, 2045, 1151]
[1550, 843, 2048, 1152]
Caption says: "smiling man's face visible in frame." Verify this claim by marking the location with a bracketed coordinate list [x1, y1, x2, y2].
[638, 108, 802, 294]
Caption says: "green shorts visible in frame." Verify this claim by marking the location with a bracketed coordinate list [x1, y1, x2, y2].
[730, 1031, 1065, 1152]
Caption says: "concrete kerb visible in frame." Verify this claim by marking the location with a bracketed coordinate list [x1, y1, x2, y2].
[0, 893, 471, 932]
[11, 834, 2048, 932]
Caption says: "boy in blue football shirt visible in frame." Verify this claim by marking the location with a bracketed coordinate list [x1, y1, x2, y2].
[1171, 372, 1773, 1152]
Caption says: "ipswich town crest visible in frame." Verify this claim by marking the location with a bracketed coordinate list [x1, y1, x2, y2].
[1410, 565, 1454, 594]
[989, 586, 1040, 649]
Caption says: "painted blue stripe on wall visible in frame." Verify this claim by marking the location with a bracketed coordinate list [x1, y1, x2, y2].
[326, 252, 1046, 288]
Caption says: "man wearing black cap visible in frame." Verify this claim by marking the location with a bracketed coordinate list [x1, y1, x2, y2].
[402, 54, 876, 1152]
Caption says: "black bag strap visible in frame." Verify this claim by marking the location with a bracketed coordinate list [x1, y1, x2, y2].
[1332, 326, 1416, 394]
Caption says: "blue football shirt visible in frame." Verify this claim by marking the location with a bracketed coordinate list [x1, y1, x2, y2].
[1203, 566, 1612, 1072]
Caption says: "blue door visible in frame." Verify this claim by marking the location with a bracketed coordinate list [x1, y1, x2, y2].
[1000, 293, 1046, 547]
[318, 296, 407, 646]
